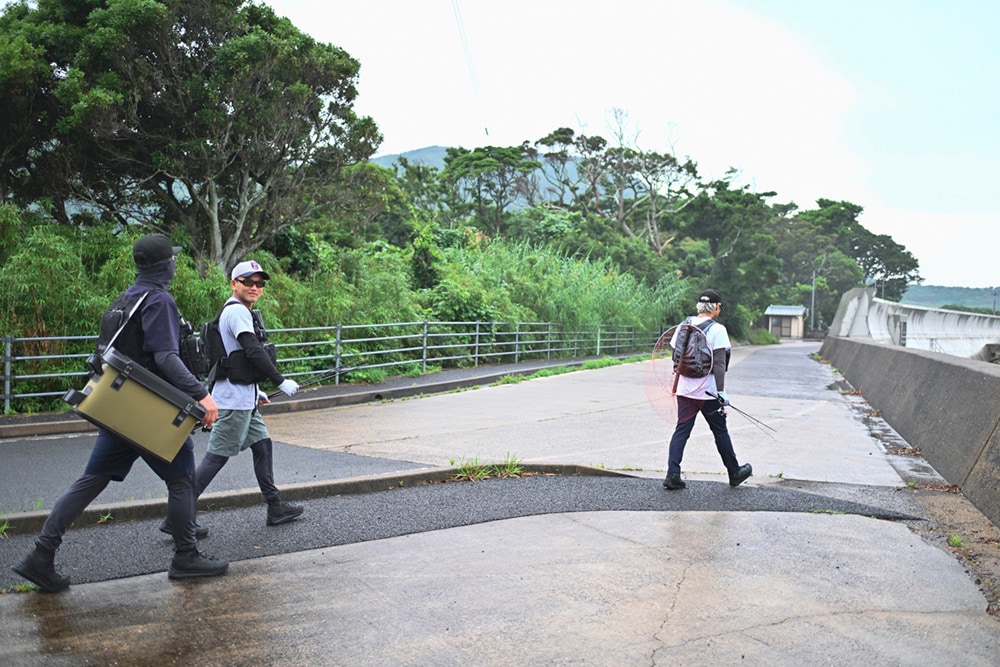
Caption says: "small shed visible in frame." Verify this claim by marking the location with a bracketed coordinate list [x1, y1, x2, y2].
[765, 305, 808, 339]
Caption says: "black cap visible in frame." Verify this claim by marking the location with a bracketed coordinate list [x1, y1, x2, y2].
[698, 288, 723, 304]
[133, 234, 182, 267]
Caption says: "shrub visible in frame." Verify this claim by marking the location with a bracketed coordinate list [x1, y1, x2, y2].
[748, 328, 781, 345]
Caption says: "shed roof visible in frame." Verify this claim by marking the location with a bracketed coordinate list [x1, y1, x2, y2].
[765, 305, 807, 317]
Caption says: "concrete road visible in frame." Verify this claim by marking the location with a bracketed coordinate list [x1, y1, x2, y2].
[2, 341, 999, 666]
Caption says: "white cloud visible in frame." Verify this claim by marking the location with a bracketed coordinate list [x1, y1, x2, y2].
[266, 0, 999, 287]
[862, 207, 999, 288]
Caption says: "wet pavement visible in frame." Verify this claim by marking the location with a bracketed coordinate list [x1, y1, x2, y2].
[2, 342, 1000, 665]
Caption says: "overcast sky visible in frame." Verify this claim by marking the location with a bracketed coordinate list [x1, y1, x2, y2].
[266, 0, 999, 288]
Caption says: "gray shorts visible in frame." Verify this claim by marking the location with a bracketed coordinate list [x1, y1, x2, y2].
[206, 409, 270, 458]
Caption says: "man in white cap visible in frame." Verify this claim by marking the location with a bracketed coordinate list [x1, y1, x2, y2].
[161, 259, 303, 536]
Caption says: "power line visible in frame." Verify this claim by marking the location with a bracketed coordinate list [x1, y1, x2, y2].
[451, 0, 489, 139]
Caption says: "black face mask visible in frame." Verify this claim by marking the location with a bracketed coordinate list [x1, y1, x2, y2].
[135, 257, 176, 290]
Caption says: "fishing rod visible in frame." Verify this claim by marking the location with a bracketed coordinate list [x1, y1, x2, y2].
[266, 365, 358, 400]
[199, 366, 361, 431]
[707, 391, 777, 438]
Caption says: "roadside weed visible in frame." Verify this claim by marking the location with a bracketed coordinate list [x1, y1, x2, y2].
[451, 456, 490, 481]
[491, 452, 524, 478]
[450, 453, 526, 481]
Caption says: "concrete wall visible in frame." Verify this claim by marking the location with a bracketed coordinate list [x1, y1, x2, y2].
[830, 287, 1000, 357]
[820, 336, 1000, 528]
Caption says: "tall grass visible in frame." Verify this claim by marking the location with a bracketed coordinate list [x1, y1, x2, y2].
[0, 220, 685, 412]
[427, 239, 687, 330]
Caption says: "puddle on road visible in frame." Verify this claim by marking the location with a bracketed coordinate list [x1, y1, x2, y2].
[831, 378, 947, 486]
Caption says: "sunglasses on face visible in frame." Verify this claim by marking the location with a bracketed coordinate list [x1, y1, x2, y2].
[237, 278, 266, 289]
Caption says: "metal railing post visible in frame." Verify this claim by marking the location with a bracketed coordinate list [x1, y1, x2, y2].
[474, 322, 481, 367]
[422, 321, 429, 374]
[4, 337, 11, 414]
[514, 322, 521, 364]
[596, 325, 601, 356]
[334, 324, 342, 385]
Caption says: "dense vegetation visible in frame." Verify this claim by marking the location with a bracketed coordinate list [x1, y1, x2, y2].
[901, 285, 999, 313]
[0, 0, 922, 350]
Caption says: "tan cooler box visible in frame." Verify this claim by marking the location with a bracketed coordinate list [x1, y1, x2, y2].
[63, 348, 206, 463]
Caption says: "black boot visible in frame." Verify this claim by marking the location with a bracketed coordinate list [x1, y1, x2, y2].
[168, 549, 229, 580]
[159, 518, 209, 539]
[266, 499, 304, 526]
[12, 546, 70, 593]
[729, 463, 753, 487]
[662, 473, 687, 490]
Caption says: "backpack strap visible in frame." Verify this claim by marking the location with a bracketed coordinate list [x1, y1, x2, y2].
[204, 301, 245, 389]
[105, 291, 150, 352]
[693, 318, 715, 333]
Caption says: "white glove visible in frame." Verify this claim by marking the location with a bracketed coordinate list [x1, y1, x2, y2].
[278, 379, 299, 397]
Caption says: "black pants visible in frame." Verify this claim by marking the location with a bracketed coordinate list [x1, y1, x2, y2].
[38, 431, 198, 553]
[667, 396, 739, 476]
[195, 438, 279, 503]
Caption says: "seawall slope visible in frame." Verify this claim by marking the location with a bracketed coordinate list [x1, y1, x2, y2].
[820, 336, 1000, 528]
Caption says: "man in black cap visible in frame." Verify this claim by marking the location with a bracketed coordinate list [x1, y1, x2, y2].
[12, 234, 228, 592]
[663, 288, 752, 490]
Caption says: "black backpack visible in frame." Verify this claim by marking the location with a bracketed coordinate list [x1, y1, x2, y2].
[87, 291, 156, 375]
[672, 318, 715, 378]
[178, 317, 209, 380]
[89, 288, 207, 380]
[200, 302, 277, 386]
[199, 302, 240, 384]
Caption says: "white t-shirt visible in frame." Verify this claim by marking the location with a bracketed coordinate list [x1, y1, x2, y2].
[669, 316, 731, 400]
[211, 298, 261, 410]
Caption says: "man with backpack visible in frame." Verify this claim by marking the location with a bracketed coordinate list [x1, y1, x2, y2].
[12, 234, 228, 592]
[160, 259, 303, 537]
[663, 288, 753, 490]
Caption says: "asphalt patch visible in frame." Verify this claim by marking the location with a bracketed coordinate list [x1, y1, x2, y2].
[1, 475, 921, 589]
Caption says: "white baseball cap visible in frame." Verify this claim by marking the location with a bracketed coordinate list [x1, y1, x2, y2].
[231, 259, 271, 281]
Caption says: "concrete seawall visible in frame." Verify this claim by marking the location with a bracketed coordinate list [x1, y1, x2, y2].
[820, 336, 1000, 528]
[830, 286, 1000, 357]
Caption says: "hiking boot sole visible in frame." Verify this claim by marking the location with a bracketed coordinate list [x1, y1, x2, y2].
[12, 564, 70, 593]
[266, 511, 304, 526]
[168, 564, 229, 580]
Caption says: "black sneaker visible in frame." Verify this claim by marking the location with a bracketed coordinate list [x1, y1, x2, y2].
[266, 500, 304, 526]
[168, 550, 229, 580]
[729, 463, 753, 487]
[159, 518, 209, 539]
[662, 473, 687, 490]
[12, 549, 70, 593]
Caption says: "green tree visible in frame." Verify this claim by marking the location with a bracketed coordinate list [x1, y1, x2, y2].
[852, 228, 921, 300]
[678, 182, 782, 338]
[793, 199, 920, 301]
[0, 0, 380, 274]
[572, 134, 610, 218]
[770, 205, 851, 325]
[442, 145, 541, 236]
[393, 157, 449, 219]
[534, 127, 578, 207]
[0, 16, 55, 204]
[599, 110, 699, 255]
